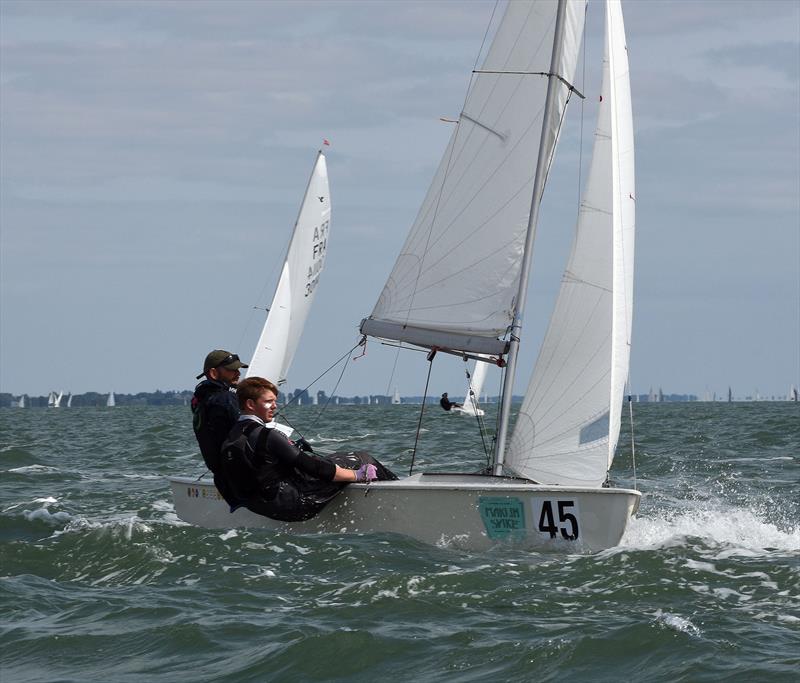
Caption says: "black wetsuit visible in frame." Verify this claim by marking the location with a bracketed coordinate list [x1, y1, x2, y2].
[220, 418, 397, 522]
[440, 395, 461, 411]
[191, 379, 240, 503]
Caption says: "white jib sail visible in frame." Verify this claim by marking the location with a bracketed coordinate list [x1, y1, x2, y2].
[247, 151, 331, 385]
[361, 1, 586, 356]
[460, 356, 489, 416]
[507, 0, 635, 487]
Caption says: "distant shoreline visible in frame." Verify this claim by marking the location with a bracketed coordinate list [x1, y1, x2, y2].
[4, 390, 798, 408]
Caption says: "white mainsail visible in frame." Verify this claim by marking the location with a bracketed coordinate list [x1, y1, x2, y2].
[361, 1, 586, 357]
[247, 151, 331, 386]
[106, 392, 116, 407]
[507, 0, 635, 487]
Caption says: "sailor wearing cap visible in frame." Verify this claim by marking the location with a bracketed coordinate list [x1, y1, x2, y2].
[191, 350, 249, 504]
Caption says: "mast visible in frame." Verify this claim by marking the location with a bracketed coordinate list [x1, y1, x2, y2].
[493, 0, 571, 476]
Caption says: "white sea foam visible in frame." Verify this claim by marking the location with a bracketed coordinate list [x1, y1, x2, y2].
[219, 529, 238, 541]
[620, 504, 800, 555]
[653, 609, 702, 636]
[23, 507, 72, 524]
[3, 496, 60, 513]
[8, 464, 60, 474]
[150, 499, 174, 512]
[56, 514, 154, 540]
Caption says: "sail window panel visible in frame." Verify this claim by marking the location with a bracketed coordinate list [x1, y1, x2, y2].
[368, 0, 586, 343]
[579, 411, 610, 445]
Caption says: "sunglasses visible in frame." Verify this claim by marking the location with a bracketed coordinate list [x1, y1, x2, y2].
[214, 354, 239, 368]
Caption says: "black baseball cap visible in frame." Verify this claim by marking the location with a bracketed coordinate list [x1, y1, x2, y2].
[197, 350, 248, 379]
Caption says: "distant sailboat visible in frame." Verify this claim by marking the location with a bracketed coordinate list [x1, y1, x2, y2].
[48, 391, 63, 408]
[15, 395, 25, 408]
[789, 385, 798, 401]
[246, 150, 331, 387]
[391, 387, 401, 405]
[106, 392, 116, 407]
[452, 357, 489, 417]
[66, 393, 73, 408]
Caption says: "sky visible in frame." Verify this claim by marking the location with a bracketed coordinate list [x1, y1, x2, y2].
[1, 0, 798, 401]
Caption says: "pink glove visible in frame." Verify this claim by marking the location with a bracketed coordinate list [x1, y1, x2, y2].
[355, 463, 378, 482]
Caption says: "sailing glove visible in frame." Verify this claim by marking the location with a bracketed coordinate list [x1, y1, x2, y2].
[355, 463, 378, 482]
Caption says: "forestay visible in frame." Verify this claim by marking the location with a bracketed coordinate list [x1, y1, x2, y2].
[247, 152, 331, 385]
[360, 1, 586, 356]
[507, 1, 635, 487]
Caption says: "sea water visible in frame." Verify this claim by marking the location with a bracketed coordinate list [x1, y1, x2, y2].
[1, 402, 798, 682]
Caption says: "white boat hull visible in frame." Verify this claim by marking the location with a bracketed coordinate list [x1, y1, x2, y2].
[452, 406, 485, 417]
[169, 473, 639, 552]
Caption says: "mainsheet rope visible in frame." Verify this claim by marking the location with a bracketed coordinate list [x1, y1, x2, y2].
[409, 349, 437, 475]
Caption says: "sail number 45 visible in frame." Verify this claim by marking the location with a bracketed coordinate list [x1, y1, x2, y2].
[533, 498, 580, 541]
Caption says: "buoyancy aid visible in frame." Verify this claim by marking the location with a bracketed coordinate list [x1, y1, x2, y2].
[191, 379, 239, 473]
[219, 420, 269, 501]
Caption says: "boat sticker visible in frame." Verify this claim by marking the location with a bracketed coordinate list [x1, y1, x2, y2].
[478, 496, 526, 540]
[186, 486, 223, 501]
[530, 498, 581, 541]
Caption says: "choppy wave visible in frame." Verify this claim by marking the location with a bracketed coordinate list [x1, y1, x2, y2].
[1, 402, 799, 682]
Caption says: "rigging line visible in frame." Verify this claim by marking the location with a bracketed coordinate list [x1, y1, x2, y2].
[409, 349, 436, 476]
[473, 0, 500, 71]
[306, 342, 354, 433]
[384, 342, 403, 397]
[627, 392, 637, 489]
[272, 338, 364, 431]
[626, 378, 638, 491]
